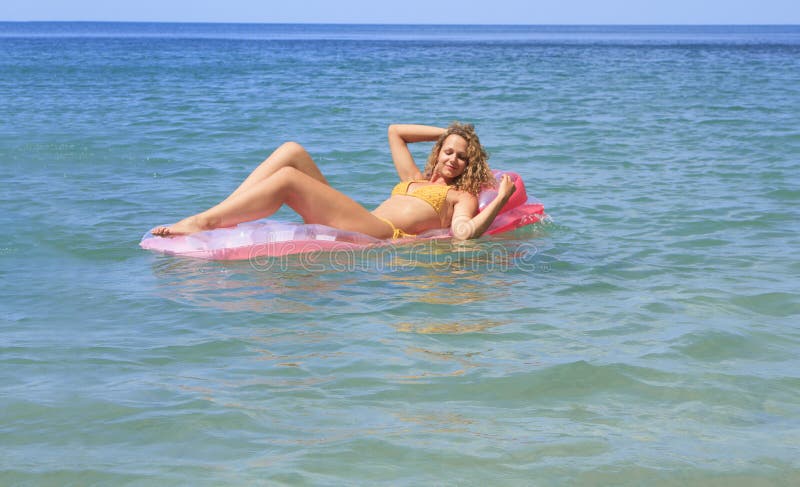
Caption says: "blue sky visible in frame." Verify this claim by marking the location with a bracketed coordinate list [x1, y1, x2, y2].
[2, 0, 799, 24]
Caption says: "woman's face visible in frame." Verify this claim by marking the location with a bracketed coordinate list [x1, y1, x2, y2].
[437, 134, 469, 179]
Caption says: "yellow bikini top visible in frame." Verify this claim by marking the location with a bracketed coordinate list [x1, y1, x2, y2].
[391, 179, 450, 214]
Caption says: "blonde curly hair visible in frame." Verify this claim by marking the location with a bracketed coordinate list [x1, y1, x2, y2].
[422, 122, 494, 196]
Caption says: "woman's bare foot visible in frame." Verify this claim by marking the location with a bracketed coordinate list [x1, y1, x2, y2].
[150, 215, 208, 237]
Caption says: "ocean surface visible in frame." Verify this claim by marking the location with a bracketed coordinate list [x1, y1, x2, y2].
[2, 22, 800, 485]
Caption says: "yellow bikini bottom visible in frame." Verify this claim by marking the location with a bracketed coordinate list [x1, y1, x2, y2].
[376, 216, 416, 239]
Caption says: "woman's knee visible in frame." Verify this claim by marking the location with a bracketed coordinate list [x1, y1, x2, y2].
[279, 141, 308, 157]
[271, 166, 321, 208]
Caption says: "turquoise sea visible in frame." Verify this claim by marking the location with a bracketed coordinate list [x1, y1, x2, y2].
[2, 23, 800, 485]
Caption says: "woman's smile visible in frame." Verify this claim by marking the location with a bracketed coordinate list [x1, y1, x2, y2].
[437, 134, 468, 178]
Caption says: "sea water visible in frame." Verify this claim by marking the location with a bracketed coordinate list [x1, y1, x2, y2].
[1, 23, 799, 485]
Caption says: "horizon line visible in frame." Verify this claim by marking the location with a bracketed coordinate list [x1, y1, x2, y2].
[2, 20, 800, 27]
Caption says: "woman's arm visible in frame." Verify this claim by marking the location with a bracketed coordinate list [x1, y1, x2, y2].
[388, 124, 446, 181]
[450, 175, 517, 240]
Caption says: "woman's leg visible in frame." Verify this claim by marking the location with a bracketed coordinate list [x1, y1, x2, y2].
[152, 167, 393, 239]
[223, 141, 329, 203]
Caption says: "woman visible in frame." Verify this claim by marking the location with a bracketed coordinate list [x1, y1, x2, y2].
[151, 122, 516, 241]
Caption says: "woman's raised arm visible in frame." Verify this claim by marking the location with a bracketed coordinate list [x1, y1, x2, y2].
[387, 124, 446, 181]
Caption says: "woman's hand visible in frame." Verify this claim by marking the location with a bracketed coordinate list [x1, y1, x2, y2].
[497, 174, 516, 202]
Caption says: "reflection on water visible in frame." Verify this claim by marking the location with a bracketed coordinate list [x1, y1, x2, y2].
[393, 410, 476, 435]
[148, 235, 548, 319]
[395, 345, 485, 379]
[139, 234, 554, 476]
[150, 256, 349, 313]
[386, 272, 494, 305]
[391, 320, 506, 334]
